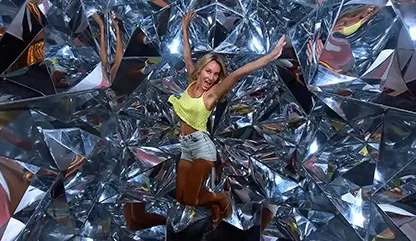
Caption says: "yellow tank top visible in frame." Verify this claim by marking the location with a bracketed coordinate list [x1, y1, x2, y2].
[340, 20, 364, 36]
[168, 82, 212, 132]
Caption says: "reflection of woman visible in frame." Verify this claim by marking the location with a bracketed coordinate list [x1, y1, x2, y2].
[319, 35, 355, 73]
[122, 149, 167, 230]
[19, 1, 46, 67]
[307, 5, 379, 74]
[1, 0, 45, 73]
[65, 155, 86, 178]
[0, 158, 32, 228]
[123, 203, 166, 230]
[93, 13, 123, 83]
[332, 5, 378, 36]
[37, 8, 111, 90]
[171, 10, 286, 228]
[111, 2, 170, 94]
[0, 112, 34, 151]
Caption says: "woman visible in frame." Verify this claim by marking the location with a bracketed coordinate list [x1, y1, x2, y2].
[0, 158, 32, 228]
[306, 5, 379, 74]
[92, 13, 122, 83]
[170, 9, 286, 228]
[123, 150, 167, 231]
[332, 5, 378, 37]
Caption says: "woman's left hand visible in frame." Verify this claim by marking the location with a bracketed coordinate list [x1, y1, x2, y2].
[267, 35, 287, 62]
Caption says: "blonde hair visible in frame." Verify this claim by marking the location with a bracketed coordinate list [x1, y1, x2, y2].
[190, 53, 229, 102]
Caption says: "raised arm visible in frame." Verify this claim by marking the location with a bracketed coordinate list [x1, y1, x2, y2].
[182, 9, 195, 83]
[152, 0, 170, 8]
[110, 17, 123, 82]
[93, 13, 108, 69]
[211, 35, 287, 99]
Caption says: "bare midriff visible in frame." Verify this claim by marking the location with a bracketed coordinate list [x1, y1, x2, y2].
[180, 121, 199, 136]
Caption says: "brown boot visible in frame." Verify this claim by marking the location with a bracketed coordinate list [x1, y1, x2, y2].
[211, 205, 221, 230]
[219, 192, 232, 219]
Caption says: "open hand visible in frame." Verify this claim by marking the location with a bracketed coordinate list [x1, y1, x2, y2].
[268, 35, 286, 61]
[182, 9, 195, 29]
[306, 39, 324, 64]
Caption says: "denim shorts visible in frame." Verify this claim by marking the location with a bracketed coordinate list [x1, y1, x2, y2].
[179, 131, 217, 162]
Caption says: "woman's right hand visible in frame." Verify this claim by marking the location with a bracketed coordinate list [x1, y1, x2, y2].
[306, 39, 324, 64]
[182, 9, 195, 30]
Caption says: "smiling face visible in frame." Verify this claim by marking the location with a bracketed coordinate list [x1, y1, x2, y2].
[197, 60, 221, 91]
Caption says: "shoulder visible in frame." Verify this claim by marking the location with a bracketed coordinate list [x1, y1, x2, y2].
[187, 81, 196, 88]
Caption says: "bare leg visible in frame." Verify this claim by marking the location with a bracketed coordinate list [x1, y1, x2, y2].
[182, 159, 229, 212]
[123, 203, 166, 230]
[175, 159, 193, 204]
[178, 158, 231, 226]
[211, 204, 221, 229]
[261, 207, 275, 232]
[0, 160, 30, 214]
[176, 160, 228, 229]
[176, 159, 224, 206]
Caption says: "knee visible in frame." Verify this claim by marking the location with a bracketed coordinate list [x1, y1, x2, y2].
[183, 192, 198, 206]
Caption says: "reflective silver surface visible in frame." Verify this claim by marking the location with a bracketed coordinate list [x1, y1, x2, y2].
[0, 0, 415, 240]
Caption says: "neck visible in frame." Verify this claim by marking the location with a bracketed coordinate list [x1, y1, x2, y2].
[193, 82, 205, 95]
